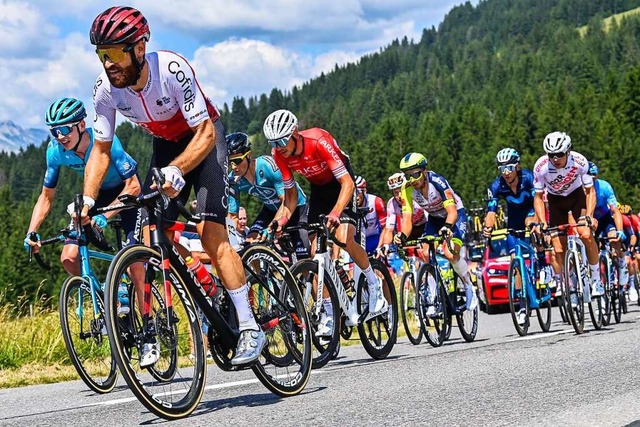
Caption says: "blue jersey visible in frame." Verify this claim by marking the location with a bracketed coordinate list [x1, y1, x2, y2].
[594, 179, 618, 219]
[43, 129, 137, 190]
[487, 168, 535, 229]
[229, 155, 307, 214]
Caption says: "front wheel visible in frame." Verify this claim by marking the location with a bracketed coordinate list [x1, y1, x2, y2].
[536, 300, 552, 332]
[400, 272, 422, 345]
[508, 259, 529, 336]
[356, 258, 398, 359]
[59, 276, 117, 394]
[564, 251, 585, 334]
[417, 264, 449, 347]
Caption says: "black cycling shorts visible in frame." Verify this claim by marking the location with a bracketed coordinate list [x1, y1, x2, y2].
[308, 178, 357, 226]
[142, 119, 228, 225]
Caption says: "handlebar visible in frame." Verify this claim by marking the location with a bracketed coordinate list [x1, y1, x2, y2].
[282, 214, 347, 249]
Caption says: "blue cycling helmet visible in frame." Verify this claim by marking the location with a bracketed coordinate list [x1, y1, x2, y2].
[588, 161, 599, 176]
[226, 132, 251, 155]
[495, 148, 520, 166]
[45, 98, 87, 126]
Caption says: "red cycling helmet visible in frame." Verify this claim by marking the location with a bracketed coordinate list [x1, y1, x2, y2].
[90, 6, 150, 46]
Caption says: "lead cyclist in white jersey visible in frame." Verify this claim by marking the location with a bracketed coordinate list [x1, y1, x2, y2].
[532, 131, 604, 307]
[81, 6, 265, 367]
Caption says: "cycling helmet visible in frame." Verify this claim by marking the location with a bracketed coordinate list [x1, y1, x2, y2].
[387, 172, 406, 190]
[399, 153, 427, 171]
[543, 131, 572, 154]
[226, 132, 251, 155]
[263, 109, 298, 141]
[45, 98, 87, 126]
[355, 176, 367, 190]
[495, 148, 520, 166]
[588, 161, 599, 175]
[90, 6, 150, 46]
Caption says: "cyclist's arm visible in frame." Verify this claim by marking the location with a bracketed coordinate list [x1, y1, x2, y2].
[443, 201, 458, 226]
[84, 140, 112, 199]
[611, 202, 623, 233]
[378, 227, 393, 247]
[272, 152, 297, 225]
[168, 119, 215, 174]
[103, 175, 141, 219]
[484, 180, 500, 229]
[331, 173, 354, 217]
[584, 185, 596, 219]
[399, 185, 414, 238]
[27, 186, 56, 234]
[484, 211, 496, 229]
[88, 77, 118, 200]
[534, 191, 546, 226]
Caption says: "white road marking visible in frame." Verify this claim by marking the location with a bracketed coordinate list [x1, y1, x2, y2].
[509, 329, 573, 342]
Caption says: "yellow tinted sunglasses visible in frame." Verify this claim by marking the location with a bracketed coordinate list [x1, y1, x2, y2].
[95, 46, 132, 64]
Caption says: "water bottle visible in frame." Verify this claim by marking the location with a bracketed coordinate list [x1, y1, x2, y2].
[334, 260, 353, 290]
[186, 256, 217, 297]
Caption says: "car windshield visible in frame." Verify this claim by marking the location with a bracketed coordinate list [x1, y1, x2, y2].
[489, 238, 509, 258]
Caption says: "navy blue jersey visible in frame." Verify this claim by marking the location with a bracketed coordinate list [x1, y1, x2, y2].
[487, 168, 535, 229]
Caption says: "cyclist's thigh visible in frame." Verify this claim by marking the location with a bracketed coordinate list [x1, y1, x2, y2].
[192, 119, 227, 225]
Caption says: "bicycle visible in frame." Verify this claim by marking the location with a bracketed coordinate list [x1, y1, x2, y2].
[396, 244, 423, 345]
[505, 229, 553, 336]
[545, 220, 603, 334]
[410, 235, 478, 347]
[288, 215, 398, 367]
[99, 168, 312, 420]
[598, 236, 625, 325]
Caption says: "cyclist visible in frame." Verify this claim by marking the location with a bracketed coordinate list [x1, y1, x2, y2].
[533, 131, 604, 307]
[24, 98, 142, 278]
[393, 153, 478, 315]
[83, 6, 265, 367]
[376, 172, 427, 259]
[620, 204, 640, 302]
[265, 109, 388, 330]
[354, 176, 386, 255]
[227, 132, 309, 259]
[587, 161, 629, 295]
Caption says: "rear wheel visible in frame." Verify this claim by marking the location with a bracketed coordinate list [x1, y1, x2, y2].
[59, 276, 117, 394]
[356, 258, 398, 360]
[400, 272, 422, 345]
[291, 259, 340, 369]
[600, 256, 612, 326]
[456, 280, 478, 342]
[536, 300, 552, 332]
[508, 259, 529, 336]
[564, 251, 585, 334]
[417, 264, 449, 347]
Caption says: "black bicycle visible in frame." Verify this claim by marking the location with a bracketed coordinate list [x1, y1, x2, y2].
[99, 169, 312, 420]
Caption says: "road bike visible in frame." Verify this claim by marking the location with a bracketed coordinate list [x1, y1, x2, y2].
[396, 244, 423, 345]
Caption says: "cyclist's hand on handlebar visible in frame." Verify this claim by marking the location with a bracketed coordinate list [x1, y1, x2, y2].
[439, 224, 453, 240]
[393, 232, 407, 246]
[150, 166, 185, 198]
[374, 244, 389, 259]
[92, 214, 108, 231]
[589, 216, 598, 230]
[67, 197, 94, 226]
[325, 211, 341, 233]
[24, 232, 41, 254]
[482, 225, 493, 238]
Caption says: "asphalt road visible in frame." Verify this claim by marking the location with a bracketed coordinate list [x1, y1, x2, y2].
[2, 304, 640, 427]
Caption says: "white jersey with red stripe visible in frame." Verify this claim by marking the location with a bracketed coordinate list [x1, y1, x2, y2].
[92, 50, 220, 143]
[361, 193, 387, 237]
[385, 197, 427, 232]
[533, 151, 593, 196]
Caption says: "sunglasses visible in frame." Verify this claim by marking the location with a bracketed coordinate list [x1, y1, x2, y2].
[229, 151, 251, 166]
[95, 45, 133, 64]
[547, 151, 567, 160]
[49, 122, 80, 138]
[268, 134, 294, 148]
[498, 164, 517, 174]
[404, 170, 423, 182]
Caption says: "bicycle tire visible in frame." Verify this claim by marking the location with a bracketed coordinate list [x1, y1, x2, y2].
[59, 276, 117, 394]
[564, 251, 584, 334]
[417, 264, 449, 347]
[105, 245, 206, 420]
[400, 271, 422, 345]
[291, 258, 341, 369]
[588, 295, 604, 330]
[601, 256, 612, 326]
[612, 284, 622, 323]
[355, 258, 398, 359]
[507, 259, 529, 336]
[243, 245, 312, 397]
[536, 300, 552, 332]
[621, 285, 628, 314]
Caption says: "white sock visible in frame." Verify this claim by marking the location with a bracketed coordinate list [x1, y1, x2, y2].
[362, 265, 380, 292]
[322, 298, 333, 318]
[228, 284, 259, 331]
[589, 264, 600, 282]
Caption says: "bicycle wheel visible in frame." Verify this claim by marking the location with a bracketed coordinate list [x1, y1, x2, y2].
[456, 281, 478, 342]
[612, 284, 622, 323]
[105, 245, 206, 420]
[588, 294, 604, 330]
[243, 245, 312, 396]
[400, 272, 422, 345]
[417, 264, 449, 347]
[356, 258, 398, 359]
[536, 300, 552, 332]
[291, 259, 340, 369]
[507, 259, 529, 336]
[59, 276, 117, 394]
[601, 260, 612, 326]
[564, 251, 584, 334]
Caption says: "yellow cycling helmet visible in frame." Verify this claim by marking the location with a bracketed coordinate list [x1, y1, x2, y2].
[399, 153, 427, 171]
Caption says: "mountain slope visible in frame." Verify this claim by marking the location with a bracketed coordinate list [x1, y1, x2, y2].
[0, 121, 48, 153]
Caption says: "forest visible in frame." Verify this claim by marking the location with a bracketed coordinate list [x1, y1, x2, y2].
[2, 0, 640, 305]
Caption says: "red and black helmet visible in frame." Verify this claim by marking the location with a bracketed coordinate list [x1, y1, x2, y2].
[90, 6, 150, 46]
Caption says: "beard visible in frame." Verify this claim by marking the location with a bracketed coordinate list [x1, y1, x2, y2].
[106, 62, 139, 88]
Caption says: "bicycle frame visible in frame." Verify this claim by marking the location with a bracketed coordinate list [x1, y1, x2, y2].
[565, 226, 591, 300]
[511, 235, 551, 309]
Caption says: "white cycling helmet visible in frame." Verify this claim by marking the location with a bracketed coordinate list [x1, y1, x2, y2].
[263, 109, 298, 141]
[495, 148, 520, 166]
[543, 131, 572, 154]
[387, 172, 405, 190]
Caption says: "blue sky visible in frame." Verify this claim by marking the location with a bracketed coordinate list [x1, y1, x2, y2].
[0, 0, 475, 129]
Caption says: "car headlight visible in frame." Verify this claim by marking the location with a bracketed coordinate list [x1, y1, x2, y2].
[487, 268, 508, 276]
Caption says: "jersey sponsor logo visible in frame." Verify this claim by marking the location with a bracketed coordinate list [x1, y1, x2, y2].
[156, 96, 170, 107]
[534, 157, 548, 173]
[121, 161, 133, 172]
[319, 138, 343, 165]
[297, 162, 328, 176]
[547, 166, 579, 192]
[93, 77, 103, 98]
[431, 174, 448, 189]
[168, 60, 196, 112]
[116, 102, 132, 112]
[188, 109, 206, 121]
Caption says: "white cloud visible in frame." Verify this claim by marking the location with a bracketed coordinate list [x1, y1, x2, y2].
[0, 0, 58, 56]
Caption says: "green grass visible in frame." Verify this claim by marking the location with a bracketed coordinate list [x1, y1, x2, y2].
[578, 6, 640, 36]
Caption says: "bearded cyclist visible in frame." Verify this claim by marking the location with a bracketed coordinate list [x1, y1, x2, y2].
[533, 132, 604, 308]
[83, 6, 265, 367]
[227, 132, 309, 259]
[354, 176, 386, 255]
[266, 109, 388, 330]
[393, 153, 478, 315]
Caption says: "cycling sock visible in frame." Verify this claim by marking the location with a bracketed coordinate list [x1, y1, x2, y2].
[228, 284, 259, 331]
[362, 265, 380, 290]
[323, 298, 333, 318]
[452, 258, 471, 286]
[589, 263, 600, 282]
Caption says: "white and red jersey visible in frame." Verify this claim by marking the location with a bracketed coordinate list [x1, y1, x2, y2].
[533, 151, 593, 196]
[93, 50, 220, 143]
[360, 193, 386, 237]
[385, 197, 427, 232]
[272, 128, 349, 188]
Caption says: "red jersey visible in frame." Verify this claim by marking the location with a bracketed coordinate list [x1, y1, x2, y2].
[272, 128, 349, 188]
[629, 214, 640, 234]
